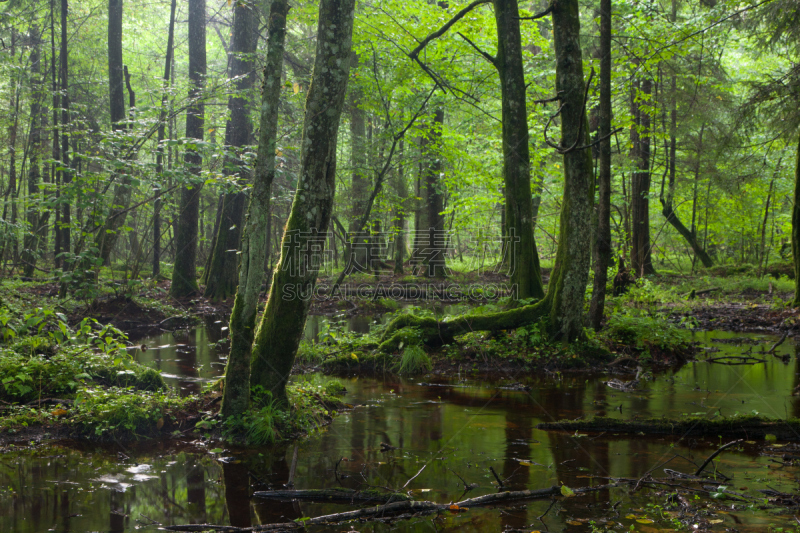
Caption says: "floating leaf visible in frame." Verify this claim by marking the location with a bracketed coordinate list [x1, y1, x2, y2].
[210, 448, 223, 453]
[518, 461, 534, 467]
[709, 519, 723, 524]
[625, 514, 637, 519]
[350, 353, 359, 361]
[156, 417, 164, 430]
[51, 409, 68, 417]
[636, 518, 654, 524]
[560, 484, 575, 497]
[566, 520, 583, 526]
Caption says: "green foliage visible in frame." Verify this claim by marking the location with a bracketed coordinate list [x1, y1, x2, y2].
[70, 387, 189, 440]
[396, 344, 432, 375]
[603, 313, 691, 355]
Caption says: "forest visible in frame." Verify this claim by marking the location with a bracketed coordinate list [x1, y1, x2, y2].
[1, 0, 800, 531]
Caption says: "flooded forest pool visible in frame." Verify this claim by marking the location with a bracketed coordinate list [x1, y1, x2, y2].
[2, 322, 800, 532]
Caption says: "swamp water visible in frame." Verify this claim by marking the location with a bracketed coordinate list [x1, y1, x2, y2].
[2, 327, 800, 532]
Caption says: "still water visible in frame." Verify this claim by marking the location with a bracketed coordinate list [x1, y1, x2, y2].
[1, 328, 799, 532]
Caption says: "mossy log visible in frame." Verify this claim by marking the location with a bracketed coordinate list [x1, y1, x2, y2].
[379, 301, 548, 352]
[252, 488, 410, 503]
[537, 415, 800, 440]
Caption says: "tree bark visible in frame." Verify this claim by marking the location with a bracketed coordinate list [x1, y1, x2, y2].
[588, 0, 612, 330]
[170, 0, 206, 297]
[493, 0, 544, 299]
[153, 0, 177, 279]
[221, 0, 289, 419]
[250, 0, 355, 406]
[204, 0, 259, 300]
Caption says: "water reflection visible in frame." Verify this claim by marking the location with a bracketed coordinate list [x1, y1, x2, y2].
[1, 329, 800, 531]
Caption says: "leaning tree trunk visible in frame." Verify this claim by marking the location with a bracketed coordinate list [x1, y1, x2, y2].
[221, 0, 289, 419]
[588, 0, 612, 330]
[493, 0, 545, 299]
[170, 0, 206, 297]
[22, 24, 42, 278]
[203, 0, 258, 300]
[791, 131, 800, 307]
[250, 0, 356, 406]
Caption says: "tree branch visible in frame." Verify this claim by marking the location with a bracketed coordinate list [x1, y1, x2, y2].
[457, 32, 496, 67]
[408, 0, 492, 58]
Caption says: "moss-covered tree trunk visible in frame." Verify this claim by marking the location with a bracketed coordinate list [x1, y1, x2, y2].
[249, 0, 355, 406]
[546, 0, 595, 340]
[170, 0, 206, 298]
[221, 0, 289, 419]
[588, 0, 612, 330]
[203, 0, 258, 300]
[57, 0, 71, 271]
[792, 131, 800, 307]
[493, 0, 545, 299]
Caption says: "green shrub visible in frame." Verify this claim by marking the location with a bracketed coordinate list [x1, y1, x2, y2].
[71, 387, 189, 440]
[396, 344, 432, 374]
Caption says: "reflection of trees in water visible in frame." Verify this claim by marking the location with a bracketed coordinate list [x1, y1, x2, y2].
[223, 461, 251, 527]
[185, 455, 207, 524]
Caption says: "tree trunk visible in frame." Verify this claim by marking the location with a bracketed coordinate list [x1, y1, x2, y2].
[250, 0, 355, 406]
[588, 0, 611, 330]
[170, 0, 206, 297]
[630, 77, 655, 277]
[96, 0, 129, 266]
[57, 0, 71, 272]
[381, 0, 595, 345]
[153, 0, 177, 279]
[203, 0, 259, 300]
[393, 139, 406, 274]
[493, 0, 544, 299]
[422, 108, 446, 278]
[22, 25, 42, 278]
[792, 130, 800, 306]
[221, 0, 289, 419]
[346, 56, 371, 274]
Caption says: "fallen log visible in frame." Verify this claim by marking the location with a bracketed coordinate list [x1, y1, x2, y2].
[537, 415, 800, 441]
[165, 483, 622, 531]
[252, 488, 410, 504]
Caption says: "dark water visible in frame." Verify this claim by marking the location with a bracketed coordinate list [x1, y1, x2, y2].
[2, 329, 800, 532]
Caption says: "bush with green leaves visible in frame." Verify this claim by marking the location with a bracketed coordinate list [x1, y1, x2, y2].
[70, 386, 189, 440]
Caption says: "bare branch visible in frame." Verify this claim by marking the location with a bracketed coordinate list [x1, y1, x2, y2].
[408, 0, 492, 59]
[457, 32, 496, 67]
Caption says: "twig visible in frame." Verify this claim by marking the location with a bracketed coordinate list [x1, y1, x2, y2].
[402, 464, 427, 489]
[517, 4, 552, 20]
[768, 332, 788, 354]
[695, 439, 744, 476]
[489, 466, 504, 488]
[538, 497, 557, 522]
